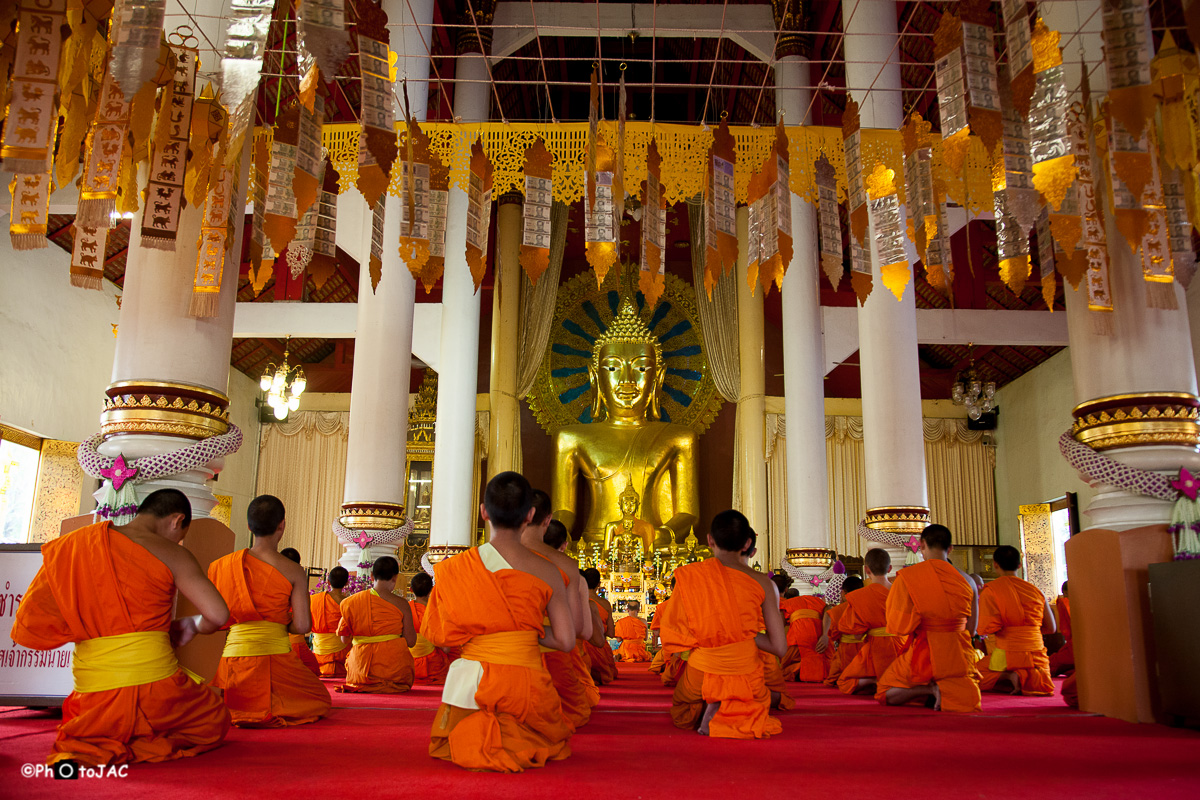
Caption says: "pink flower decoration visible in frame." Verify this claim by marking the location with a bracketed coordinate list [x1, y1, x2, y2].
[100, 454, 138, 491]
[352, 531, 375, 549]
[1172, 467, 1200, 501]
[903, 535, 921, 553]
[808, 575, 823, 587]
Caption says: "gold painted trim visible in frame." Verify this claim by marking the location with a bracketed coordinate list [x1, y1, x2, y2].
[1071, 392, 1200, 451]
[785, 547, 836, 570]
[340, 501, 407, 530]
[106, 380, 229, 406]
[425, 544, 470, 565]
[865, 506, 931, 535]
[101, 381, 232, 439]
[0, 423, 43, 451]
[1071, 391, 1199, 416]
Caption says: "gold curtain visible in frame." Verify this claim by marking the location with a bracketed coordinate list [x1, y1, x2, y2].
[765, 415, 996, 561]
[255, 411, 350, 572]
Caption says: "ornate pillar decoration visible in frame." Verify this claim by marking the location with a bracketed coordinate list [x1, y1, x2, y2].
[735, 207, 769, 548]
[843, 0, 929, 568]
[427, 7, 494, 564]
[488, 192, 523, 478]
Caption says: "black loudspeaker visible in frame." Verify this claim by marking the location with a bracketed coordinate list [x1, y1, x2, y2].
[966, 408, 999, 430]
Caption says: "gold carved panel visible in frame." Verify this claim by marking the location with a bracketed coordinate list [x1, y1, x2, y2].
[29, 440, 84, 543]
[1018, 503, 1055, 599]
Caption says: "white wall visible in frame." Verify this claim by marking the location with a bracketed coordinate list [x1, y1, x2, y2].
[993, 348, 1095, 545]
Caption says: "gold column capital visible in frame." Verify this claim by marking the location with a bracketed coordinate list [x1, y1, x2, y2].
[340, 501, 407, 531]
[865, 505, 931, 535]
[455, 0, 497, 56]
[771, 0, 812, 60]
[100, 380, 230, 439]
[1071, 392, 1200, 451]
[785, 547, 835, 570]
[425, 544, 471, 565]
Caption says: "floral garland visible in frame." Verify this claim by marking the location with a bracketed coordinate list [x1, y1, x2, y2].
[76, 425, 243, 524]
[332, 517, 413, 546]
[856, 520, 924, 566]
[780, 558, 848, 604]
[310, 570, 372, 597]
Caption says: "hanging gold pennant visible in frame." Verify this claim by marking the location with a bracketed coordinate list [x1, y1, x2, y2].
[264, 103, 301, 257]
[843, 100, 871, 303]
[53, 14, 102, 191]
[815, 154, 844, 291]
[369, 195, 384, 293]
[866, 163, 910, 301]
[223, 0, 272, 161]
[186, 84, 227, 209]
[995, 64, 1036, 295]
[466, 139, 494, 291]
[932, 0, 1002, 175]
[585, 137, 619, 286]
[287, 159, 324, 280]
[1029, 17, 1076, 213]
[1153, 31, 1200, 237]
[70, 221, 107, 288]
[1049, 103, 1090, 289]
[1139, 142, 1175, 309]
[298, 0, 351, 82]
[703, 120, 737, 297]
[1163, 167, 1197, 287]
[614, 65, 627, 225]
[9, 172, 51, 251]
[903, 112, 950, 294]
[293, 64, 326, 218]
[394, 118, 437, 291]
[2, 0, 67, 175]
[639, 139, 666, 308]
[108, 0, 165, 100]
[1079, 97, 1114, 332]
[309, 157, 341, 289]
[423, 146, 450, 293]
[1035, 208, 1057, 311]
[140, 37, 197, 251]
[745, 120, 792, 295]
[1102, 0, 1156, 142]
[999, 0, 1035, 118]
[249, 130, 274, 293]
[190, 166, 232, 317]
[78, 62, 130, 228]
[521, 138, 553, 285]
[355, 0, 397, 205]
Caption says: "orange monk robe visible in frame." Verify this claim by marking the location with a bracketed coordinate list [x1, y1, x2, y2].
[837, 582, 906, 694]
[208, 551, 331, 727]
[614, 615, 651, 662]
[779, 595, 826, 682]
[976, 576, 1054, 696]
[1049, 596, 1074, 676]
[410, 600, 450, 684]
[823, 602, 861, 687]
[290, 633, 321, 675]
[424, 545, 572, 772]
[660, 559, 782, 739]
[11, 522, 229, 766]
[309, 591, 350, 678]
[581, 598, 618, 685]
[759, 650, 795, 711]
[336, 589, 415, 693]
[648, 598, 686, 687]
[876, 559, 981, 713]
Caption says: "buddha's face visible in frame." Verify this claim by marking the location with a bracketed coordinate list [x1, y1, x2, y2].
[619, 492, 639, 516]
[594, 341, 659, 420]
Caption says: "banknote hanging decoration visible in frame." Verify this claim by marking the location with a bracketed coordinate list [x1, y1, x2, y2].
[745, 120, 792, 295]
[140, 36, 198, 251]
[1153, 33, 1199, 273]
[293, 65, 326, 222]
[639, 139, 667, 308]
[465, 140, 494, 290]
[308, 157, 341, 289]
[70, 216, 107, 289]
[222, 0, 272, 158]
[902, 112, 951, 295]
[703, 120, 737, 298]
[369, 195, 385, 293]
[520, 138, 553, 285]
[422, 139, 450, 293]
[999, 0, 1035, 118]
[815, 154, 844, 291]
[78, 63, 131, 228]
[1163, 169, 1197, 287]
[932, 0, 1001, 175]
[264, 103, 301, 259]
[586, 65, 599, 214]
[585, 138, 619, 286]
[355, 0, 397, 207]
[395, 118, 433, 289]
[287, 159, 325, 280]
[1075, 99, 1114, 333]
[994, 64, 1037, 295]
[866, 162, 910, 301]
[614, 65, 627, 225]
[1035, 208, 1057, 311]
[298, 0, 352, 81]
[842, 99, 872, 303]
[190, 166, 232, 317]
[9, 172, 51, 251]
[108, 0, 165, 100]
[1, 0, 67, 175]
[249, 130, 273, 292]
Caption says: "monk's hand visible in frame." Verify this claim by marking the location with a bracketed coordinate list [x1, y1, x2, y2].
[170, 615, 203, 649]
[815, 634, 829, 654]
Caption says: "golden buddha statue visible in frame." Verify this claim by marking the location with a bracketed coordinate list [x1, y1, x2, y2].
[553, 298, 700, 553]
[602, 479, 656, 569]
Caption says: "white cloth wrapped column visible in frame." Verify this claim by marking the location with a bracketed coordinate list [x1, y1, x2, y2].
[843, 1, 929, 567]
[735, 208, 769, 550]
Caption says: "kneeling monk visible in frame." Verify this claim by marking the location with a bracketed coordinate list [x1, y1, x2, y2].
[614, 600, 651, 662]
[337, 557, 416, 693]
[310, 566, 351, 678]
[424, 471, 576, 772]
[838, 548, 905, 694]
[12, 489, 230, 766]
[209, 495, 331, 726]
[976, 546, 1055, 696]
[877, 524, 981, 713]
[648, 578, 686, 687]
[580, 568, 618, 685]
[820, 576, 865, 688]
[659, 510, 787, 738]
[409, 572, 450, 684]
[280, 548, 320, 676]
[780, 589, 826, 683]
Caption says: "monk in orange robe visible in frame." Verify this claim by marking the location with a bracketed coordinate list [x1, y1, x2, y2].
[580, 567, 618, 685]
[877, 524, 981, 712]
[740, 534, 792, 711]
[334, 556, 416, 693]
[838, 548, 905, 694]
[976, 546, 1056, 696]
[310, 566, 351, 678]
[11, 490, 230, 766]
[820, 576, 865, 688]
[279, 548, 320, 676]
[424, 471, 576, 772]
[780, 589, 826, 682]
[660, 510, 787, 738]
[208, 495, 331, 727]
[614, 601, 651, 661]
[1049, 581, 1074, 676]
[409, 572, 451, 684]
[648, 580, 687, 687]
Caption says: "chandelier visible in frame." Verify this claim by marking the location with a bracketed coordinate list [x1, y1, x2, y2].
[259, 337, 307, 420]
[950, 349, 995, 421]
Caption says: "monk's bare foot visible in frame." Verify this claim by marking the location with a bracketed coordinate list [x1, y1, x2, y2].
[698, 702, 719, 735]
[770, 691, 781, 710]
[931, 684, 941, 711]
[1006, 673, 1022, 695]
[854, 679, 876, 695]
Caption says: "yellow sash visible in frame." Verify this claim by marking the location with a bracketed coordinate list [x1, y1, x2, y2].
[789, 609, 821, 622]
[222, 620, 291, 658]
[996, 625, 1043, 652]
[840, 634, 866, 644]
[687, 638, 758, 676]
[352, 633, 400, 646]
[410, 633, 436, 659]
[73, 630, 180, 693]
[461, 630, 544, 671]
[312, 632, 349, 656]
[868, 627, 897, 637]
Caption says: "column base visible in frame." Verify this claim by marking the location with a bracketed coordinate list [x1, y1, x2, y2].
[864, 505, 930, 572]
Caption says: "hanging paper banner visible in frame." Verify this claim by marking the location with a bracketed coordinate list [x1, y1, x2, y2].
[108, 0, 165, 100]
[843, 100, 871, 303]
[703, 121, 737, 297]
[995, 64, 1036, 295]
[815, 154, 844, 291]
[54, 13, 103, 191]
[614, 66, 627, 225]
[1049, 103, 1090, 289]
[424, 153, 450, 293]
[288, 159, 324, 280]
[2, 0, 67, 175]
[309, 157, 341, 289]
[140, 39, 197, 251]
[866, 162, 910, 301]
[1029, 17, 1076, 213]
[520, 138, 553, 284]
[1078, 105, 1114, 332]
[1153, 32, 1200, 239]
[190, 166, 232, 317]
[639, 139, 667, 308]
[466, 140, 494, 290]
[1163, 168, 1197, 288]
[999, 0, 1035, 118]
[264, 104, 301, 257]
[78, 65, 131, 228]
[223, 0, 272, 158]
[1138, 143, 1175, 309]
[586, 65, 599, 212]
[9, 172, 51, 251]
[186, 84, 228, 210]
[249, 131, 273, 293]
[746, 120, 792, 295]
[932, 0, 1001, 174]
[355, 0, 397, 205]
[395, 117, 437, 291]
[70, 221, 107, 288]
[1035, 208, 1056, 311]
[369, 196, 384, 293]
[298, 0, 351, 81]
[293, 66, 326, 219]
[1102, 0, 1156, 143]
[902, 112, 950, 294]
[585, 138, 619, 286]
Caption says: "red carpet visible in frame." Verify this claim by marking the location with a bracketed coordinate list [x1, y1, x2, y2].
[3, 662, 1198, 798]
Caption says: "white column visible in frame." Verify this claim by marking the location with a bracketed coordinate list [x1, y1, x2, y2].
[776, 54, 833, 589]
[736, 208, 768, 543]
[843, 0, 929, 565]
[428, 51, 489, 558]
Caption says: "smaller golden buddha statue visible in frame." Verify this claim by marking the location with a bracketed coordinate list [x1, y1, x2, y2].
[603, 479, 656, 571]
